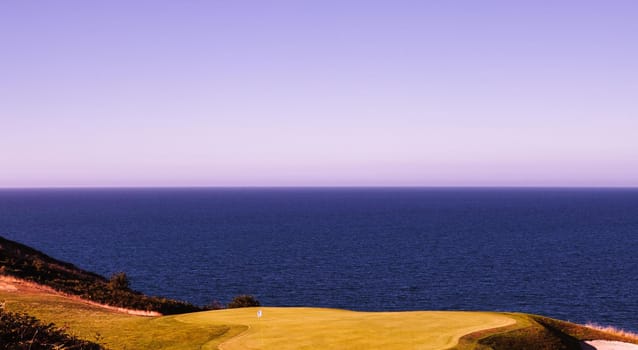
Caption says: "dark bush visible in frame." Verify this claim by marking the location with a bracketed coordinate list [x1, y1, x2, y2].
[227, 295, 260, 309]
[108, 272, 129, 290]
[205, 300, 225, 310]
[0, 306, 104, 350]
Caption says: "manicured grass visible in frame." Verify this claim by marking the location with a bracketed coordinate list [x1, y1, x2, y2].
[3, 288, 515, 350]
[177, 307, 515, 350]
[5, 287, 637, 350]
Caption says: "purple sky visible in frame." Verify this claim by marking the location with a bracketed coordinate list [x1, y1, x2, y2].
[1, 1, 637, 187]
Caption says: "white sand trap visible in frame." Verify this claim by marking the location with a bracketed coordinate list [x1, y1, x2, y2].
[582, 340, 638, 350]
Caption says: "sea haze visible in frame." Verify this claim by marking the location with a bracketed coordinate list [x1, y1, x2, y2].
[1, 188, 637, 331]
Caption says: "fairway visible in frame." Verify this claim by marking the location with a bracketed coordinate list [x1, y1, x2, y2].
[5, 278, 638, 350]
[1, 282, 517, 350]
[0, 285, 244, 350]
[176, 307, 516, 350]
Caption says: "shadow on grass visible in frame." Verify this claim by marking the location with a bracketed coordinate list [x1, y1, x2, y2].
[452, 313, 638, 350]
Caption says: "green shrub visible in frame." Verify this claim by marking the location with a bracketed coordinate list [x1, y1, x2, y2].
[0, 306, 104, 349]
[108, 272, 130, 291]
[227, 295, 260, 309]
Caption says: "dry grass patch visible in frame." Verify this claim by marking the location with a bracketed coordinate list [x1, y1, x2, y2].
[584, 324, 638, 343]
[0, 289, 242, 350]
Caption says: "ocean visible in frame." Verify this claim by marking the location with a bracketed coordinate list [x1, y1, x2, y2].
[0, 188, 636, 331]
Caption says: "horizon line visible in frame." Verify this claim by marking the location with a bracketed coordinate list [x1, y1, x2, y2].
[1, 185, 637, 190]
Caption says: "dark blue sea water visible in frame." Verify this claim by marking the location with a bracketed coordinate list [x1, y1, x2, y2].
[1, 188, 637, 331]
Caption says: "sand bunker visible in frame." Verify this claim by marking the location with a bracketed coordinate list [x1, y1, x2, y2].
[583, 340, 638, 350]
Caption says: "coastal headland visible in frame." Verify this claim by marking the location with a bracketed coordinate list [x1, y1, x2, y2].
[1, 236, 637, 350]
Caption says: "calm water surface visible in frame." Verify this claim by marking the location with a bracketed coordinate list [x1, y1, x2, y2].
[0, 188, 636, 331]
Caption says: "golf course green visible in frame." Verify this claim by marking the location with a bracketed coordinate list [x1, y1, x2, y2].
[0, 282, 515, 350]
[177, 307, 515, 350]
[1, 281, 516, 350]
[3, 277, 638, 350]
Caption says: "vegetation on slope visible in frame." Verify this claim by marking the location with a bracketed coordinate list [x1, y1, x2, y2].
[453, 313, 638, 350]
[0, 292, 244, 350]
[4, 284, 638, 350]
[0, 236, 201, 315]
[0, 304, 104, 350]
[227, 295, 260, 309]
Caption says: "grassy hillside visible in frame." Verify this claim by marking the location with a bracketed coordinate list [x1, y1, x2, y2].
[1, 286, 514, 350]
[455, 313, 638, 350]
[1, 284, 243, 350]
[0, 306, 104, 350]
[0, 236, 201, 314]
[4, 284, 638, 350]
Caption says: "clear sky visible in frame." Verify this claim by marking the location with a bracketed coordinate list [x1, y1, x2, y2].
[1, 1, 637, 187]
